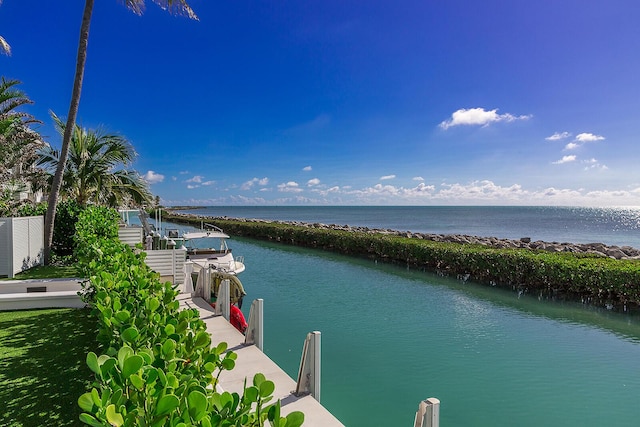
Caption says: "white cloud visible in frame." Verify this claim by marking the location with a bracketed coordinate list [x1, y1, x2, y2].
[546, 132, 571, 141]
[380, 175, 396, 180]
[186, 184, 199, 189]
[303, 166, 312, 171]
[142, 170, 164, 184]
[326, 186, 340, 193]
[552, 155, 577, 164]
[241, 177, 269, 190]
[413, 176, 425, 181]
[171, 176, 177, 181]
[439, 107, 532, 130]
[202, 180, 215, 186]
[278, 181, 303, 193]
[307, 178, 321, 186]
[185, 175, 203, 183]
[575, 133, 605, 143]
[166, 179, 640, 207]
[351, 182, 436, 199]
[435, 181, 525, 201]
[179, 170, 189, 175]
[582, 158, 608, 171]
[564, 142, 580, 150]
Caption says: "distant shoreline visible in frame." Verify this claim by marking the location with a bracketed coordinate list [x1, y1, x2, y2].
[165, 210, 640, 260]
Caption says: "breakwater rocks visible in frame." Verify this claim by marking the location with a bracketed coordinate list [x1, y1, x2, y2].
[165, 211, 640, 311]
[167, 212, 640, 260]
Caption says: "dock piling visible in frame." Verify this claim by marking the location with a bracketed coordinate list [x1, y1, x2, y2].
[244, 298, 264, 350]
[214, 278, 230, 320]
[295, 331, 321, 402]
[414, 398, 440, 427]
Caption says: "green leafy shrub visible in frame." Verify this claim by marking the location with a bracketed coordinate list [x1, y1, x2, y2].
[16, 199, 83, 257]
[75, 206, 304, 426]
[165, 214, 640, 311]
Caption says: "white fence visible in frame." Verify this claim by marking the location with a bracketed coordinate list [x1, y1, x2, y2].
[0, 216, 44, 278]
[143, 249, 186, 286]
[118, 226, 144, 247]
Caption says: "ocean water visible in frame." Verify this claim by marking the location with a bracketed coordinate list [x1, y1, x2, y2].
[156, 216, 640, 426]
[176, 206, 640, 248]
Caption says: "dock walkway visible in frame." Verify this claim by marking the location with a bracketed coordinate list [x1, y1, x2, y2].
[176, 292, 345, 427]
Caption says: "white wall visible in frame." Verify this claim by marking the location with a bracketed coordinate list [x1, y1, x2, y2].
[0, 216, 44, 278]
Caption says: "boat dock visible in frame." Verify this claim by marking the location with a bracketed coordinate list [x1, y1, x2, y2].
[176, 292, 345, 426]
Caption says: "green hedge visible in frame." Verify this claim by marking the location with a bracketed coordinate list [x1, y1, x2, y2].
[17, 199, 83, 257]
[74, 207, 303, 427]
[166, 215, 640, 311]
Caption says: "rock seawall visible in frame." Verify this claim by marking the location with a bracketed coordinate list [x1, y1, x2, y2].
[168, 212, 640, 260]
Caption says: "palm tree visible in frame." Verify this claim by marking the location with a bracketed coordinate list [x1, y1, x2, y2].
[0, 77, 37, 126]
[38, 112, 152, 208]
[0, 78, 44, 216]
[44, 0, 198, 263]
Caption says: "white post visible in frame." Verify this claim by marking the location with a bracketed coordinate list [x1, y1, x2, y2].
[203, 267, 212, 302]
[414, 398, 440, 427]
[183, 261, 194, 294]
[214, 278, 230, 320]
[295, 331, 321, 402]
[244, 299, 264, 350]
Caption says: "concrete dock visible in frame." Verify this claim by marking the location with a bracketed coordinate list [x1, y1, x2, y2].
[176, 292, 345, 426]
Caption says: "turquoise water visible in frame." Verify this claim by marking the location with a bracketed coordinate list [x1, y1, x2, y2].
[151, 214, 640, 426]
[178, 205, 640, 248]
[222, 236, 640, 427]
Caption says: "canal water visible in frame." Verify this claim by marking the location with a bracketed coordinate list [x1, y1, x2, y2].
[150, 215, 640, 426]
[229, 236, 640, 427]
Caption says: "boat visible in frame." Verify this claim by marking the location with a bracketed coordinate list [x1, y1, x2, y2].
[182, 224, 246, 275]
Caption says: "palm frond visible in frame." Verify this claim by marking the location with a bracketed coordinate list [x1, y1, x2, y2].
[152, 0, 198, 20]
[44, 112, 151, 208]
[122, 0, 145, 16]
[0, 36, 10, 56]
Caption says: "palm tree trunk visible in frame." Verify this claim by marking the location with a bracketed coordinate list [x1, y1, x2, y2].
[44, 0, 94, 264]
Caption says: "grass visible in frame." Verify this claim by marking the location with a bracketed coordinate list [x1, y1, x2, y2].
[0, 308, 96, 426]
[0, 265, 79, 281]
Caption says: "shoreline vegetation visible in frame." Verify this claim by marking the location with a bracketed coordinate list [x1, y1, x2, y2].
[163, 210, 640, 314]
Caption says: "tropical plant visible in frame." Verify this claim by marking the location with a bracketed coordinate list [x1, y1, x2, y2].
[0, 77, 45, 216]
[44, 0, 199, 263]
[0, 77, 37, 125]
[74, 206, 304, 426]
[38, 112, 152, 208]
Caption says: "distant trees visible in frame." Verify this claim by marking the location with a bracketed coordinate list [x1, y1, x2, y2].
[44, 0, 199, 263]
[38, 112, 152, 208]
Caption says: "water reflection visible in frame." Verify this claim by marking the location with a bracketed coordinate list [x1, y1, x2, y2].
[367, 256, 640, 344]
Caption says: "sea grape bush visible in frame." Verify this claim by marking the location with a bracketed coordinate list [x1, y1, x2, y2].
[167, 215, 640, 311]
[15, 199, 84, 256]
[75, 206, 304, 426]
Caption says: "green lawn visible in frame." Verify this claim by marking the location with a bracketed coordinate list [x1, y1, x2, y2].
[0, 308, 96, 426]
[0, 265, 80, 281]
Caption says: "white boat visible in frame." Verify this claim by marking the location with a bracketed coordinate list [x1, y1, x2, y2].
[182, 224, 246, 275]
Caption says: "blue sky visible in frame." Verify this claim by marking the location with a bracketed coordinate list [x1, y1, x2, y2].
[2, 0, 640, 206]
